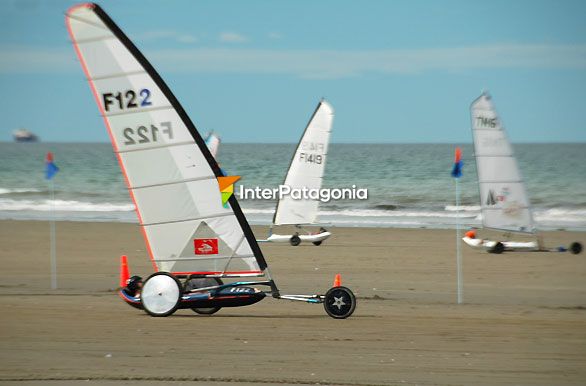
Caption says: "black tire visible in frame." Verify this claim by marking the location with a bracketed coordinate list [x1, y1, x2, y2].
[185, 277, 223, 315]
[489, 242, 505, 254]
[193, 307, 221, 315]
[570, 242, 583, 255]
[323, 286, 356, 319]
[290, 235, 301, 246]
[313, 227, 328, 246]
[140, 272, 181, 317]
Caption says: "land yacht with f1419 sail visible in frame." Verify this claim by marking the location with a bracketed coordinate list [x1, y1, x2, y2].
[262, 100, 334, 246]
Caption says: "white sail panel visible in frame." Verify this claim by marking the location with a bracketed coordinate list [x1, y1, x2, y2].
[144, 217, 256, 273]
[479, 181, 532, 229]
[482, 209, 533, 233]
[476, 156, 520, 183]
[66, 12, 113, 42]
[67, 3, 267, 276]
[72, 39, 143, 78]
[121, 144, 213, 188]
[93, 76, 172, 116]
[273, 101, 334, 225]
[108, 112, 194, 153]
[133, 180, 224, 224]
[471, 93, 534, 233]
[473, 129, 513, 157]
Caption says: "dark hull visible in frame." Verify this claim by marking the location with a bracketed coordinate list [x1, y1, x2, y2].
[119, 288, 266, 311]
[14, 137, 39, 143]
[179, 293, 266, 309]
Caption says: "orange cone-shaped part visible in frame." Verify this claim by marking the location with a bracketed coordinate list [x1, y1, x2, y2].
[120, 255, 130, 288]
[333, 273, 341, 287]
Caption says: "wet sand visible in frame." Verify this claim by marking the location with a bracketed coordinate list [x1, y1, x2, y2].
[1, 220, 585, 385]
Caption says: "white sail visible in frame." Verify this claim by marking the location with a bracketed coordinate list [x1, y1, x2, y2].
[470, 92, 534, 233]
[273, 100, 334, 225]
[205, 132, 221, 159]
[66, 3, 268, 276]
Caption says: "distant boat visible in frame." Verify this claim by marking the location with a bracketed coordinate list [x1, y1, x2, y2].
[204, 131, 221, 158]
[13, 128, 39, 142]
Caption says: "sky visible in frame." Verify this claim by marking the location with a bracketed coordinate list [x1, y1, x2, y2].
[1, 0, 585, 143]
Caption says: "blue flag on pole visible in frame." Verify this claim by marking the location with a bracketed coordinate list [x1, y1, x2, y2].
[45, 152, 59, 180]
[451, 147, 463, 178]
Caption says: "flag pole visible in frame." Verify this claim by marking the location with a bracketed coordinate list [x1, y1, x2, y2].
[455, 176, 463, 304]
[46, 151, 59, 290]
[49, 177, 57, 290]
[451, 147, 463, 304]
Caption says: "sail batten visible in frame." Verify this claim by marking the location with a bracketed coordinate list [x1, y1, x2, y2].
[102, 106, 174, 117]
[470, 93, 535, 234]
[132, 176, 215, 190]
[67, 3, 270, 277]
[154, 254, 255, 262]
[142, 212, 234, 227]
[76, 35, 117, 44]
[90, 70, 148, 81]
[116, 140, 194, 154]
[67, 14, 107, 29]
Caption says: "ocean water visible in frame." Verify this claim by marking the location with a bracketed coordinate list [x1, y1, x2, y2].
[0, 142, 585, 230]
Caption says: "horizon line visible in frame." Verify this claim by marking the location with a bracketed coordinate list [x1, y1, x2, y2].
[2, 141, 586, 145]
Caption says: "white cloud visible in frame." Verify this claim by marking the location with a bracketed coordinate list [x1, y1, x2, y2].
[2, 44, 585, 79]
[219, 32, 248, 43]
[136, 29, 177, 40]
[151, 44, 586, 79]
[268, 32, 282, 40]
[176, 34, 198, 44]
[132, 29, 198, 44]
[0, 47, 72, 73]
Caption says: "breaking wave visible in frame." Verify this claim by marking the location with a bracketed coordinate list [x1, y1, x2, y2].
[0, 200, 584, 230]
[0, 198, 135, 212]
[0, 188, 43, 195]
[444, 205, 481, 212]
[533, 208, 586, 224]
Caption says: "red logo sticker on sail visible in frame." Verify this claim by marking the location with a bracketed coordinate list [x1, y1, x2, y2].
[194, 238, 219, 255]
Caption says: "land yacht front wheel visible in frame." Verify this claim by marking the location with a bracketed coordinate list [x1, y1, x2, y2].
[290, 235, 301, 246]
[141, 272, 181, 317]
[570, 242, 582, 255]
[489, 242, 505, 254]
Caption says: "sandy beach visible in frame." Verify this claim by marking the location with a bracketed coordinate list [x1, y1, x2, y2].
[0, 220, 585, 385]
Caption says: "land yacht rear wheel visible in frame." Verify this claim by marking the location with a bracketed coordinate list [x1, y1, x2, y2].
[323, 286, 356, 319]
[185, 277, 224, 315]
